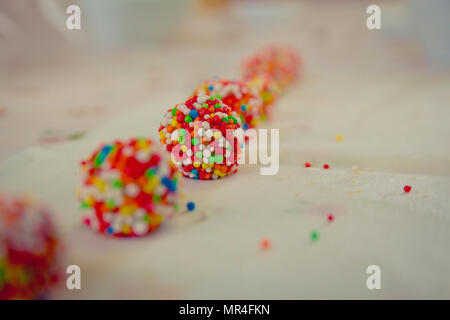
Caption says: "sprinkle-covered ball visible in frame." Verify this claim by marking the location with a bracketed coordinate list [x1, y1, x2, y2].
[242, 45, 300, 89]
[194, 79, 263, 130]
[0, 194, 62, 300]
[245, 73, 280, 122]
[78, 138, 179, 237]
[158, 95, 244, 180]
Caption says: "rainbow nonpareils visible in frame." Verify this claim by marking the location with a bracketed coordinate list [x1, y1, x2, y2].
[242, 44, 301, 89]
[78, 138, 179, 237]
[0, 194, 62, 299]
[194, 79, 263, 130]
[159, 95, 244, 180]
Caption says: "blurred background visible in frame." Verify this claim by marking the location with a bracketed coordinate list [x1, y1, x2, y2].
[0, 0, 449, 160]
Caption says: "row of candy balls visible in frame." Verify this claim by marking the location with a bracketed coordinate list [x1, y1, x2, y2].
[76, 45, 301, 238]
[0, 45, 301, 299]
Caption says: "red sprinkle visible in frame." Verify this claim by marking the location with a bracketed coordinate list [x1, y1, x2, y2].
[327, 214, 334, 222]
[260, 238, 271, 250]
[404, 185, 412, 193]
[323, 164, 329, 169]
[304, 162, 311, 168]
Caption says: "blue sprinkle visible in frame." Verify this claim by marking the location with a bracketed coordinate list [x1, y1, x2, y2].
[189, 109, 199, 119]
[191, 169, 198, 176]
[243, 123, 249, 130]
[208, 85, 214, 91]
[106, 227, 114, 234]
[101, 145, 113, 155]
[187, 201, 196, 211]
[241, 104, 247, 112]
[161, 176, 177, 192]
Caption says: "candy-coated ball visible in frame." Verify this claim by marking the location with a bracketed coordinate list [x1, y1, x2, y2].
[242, 44, 301, 89]
[245, 73, 280, 123]
[194, 79, 262, 130]
[403, 185, 412, 193]
[159, 95, 244, 180]
[0, 194, 62, 299]
[78, 138, 179, 237]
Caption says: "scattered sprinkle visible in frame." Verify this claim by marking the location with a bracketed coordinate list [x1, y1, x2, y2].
[310, 230, 320, 242]
[187, 201, 196, 212]
[336, 134, 343, 142]
[403, 185, 412, 193]
[351, 165, 361, 174]
[304, 162, 311, 168]
[323, 164, 329, 169]
[327, 214, 334, 222]
[260, 238, 271, 250]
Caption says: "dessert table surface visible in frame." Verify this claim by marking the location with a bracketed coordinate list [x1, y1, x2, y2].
[0, 1, 449, 299]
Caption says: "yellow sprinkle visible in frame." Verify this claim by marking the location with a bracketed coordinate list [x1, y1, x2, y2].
[93, 178, 106, 191]
[336, 134, 343, 142]
[143, 177, 159, 193]
[137, 139, 149, 149]
[149, 214, 163, 228]
[120, 205, 135, 215]
[86, 196, 95, 206]
[348, 190, 362, 195]
[122, 225, 131, 234]
[213, 131, 222, 139]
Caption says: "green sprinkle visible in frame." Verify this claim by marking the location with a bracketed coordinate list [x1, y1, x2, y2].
[185, 115, 192, 123]
[192, 137, 200, 146]
[145, 168, 156, 177]
[209, 97, 215, 101]
[178, 136, 185, 144]
[0, 265, 5, 285]
[153, 195, 161, 203]
[215, 94, 222, 100]
[106, 199, 115, 209]
[229, 116, 238, 124]
[208, 155, 215, 164]
[179, 128, 186, 136]
[221, 118, 229, 123]
[310, 230, 320, 242]
[202, 103, 208, 108]
[143, 215, 150, 222]
[112, 180, 123, 188]
[171, 108, 177, 116]
[80, 202, 90, 209]
[195, 151, 203, 159]
[215, 154, 224, 164]
[214, 103, 221, 109]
